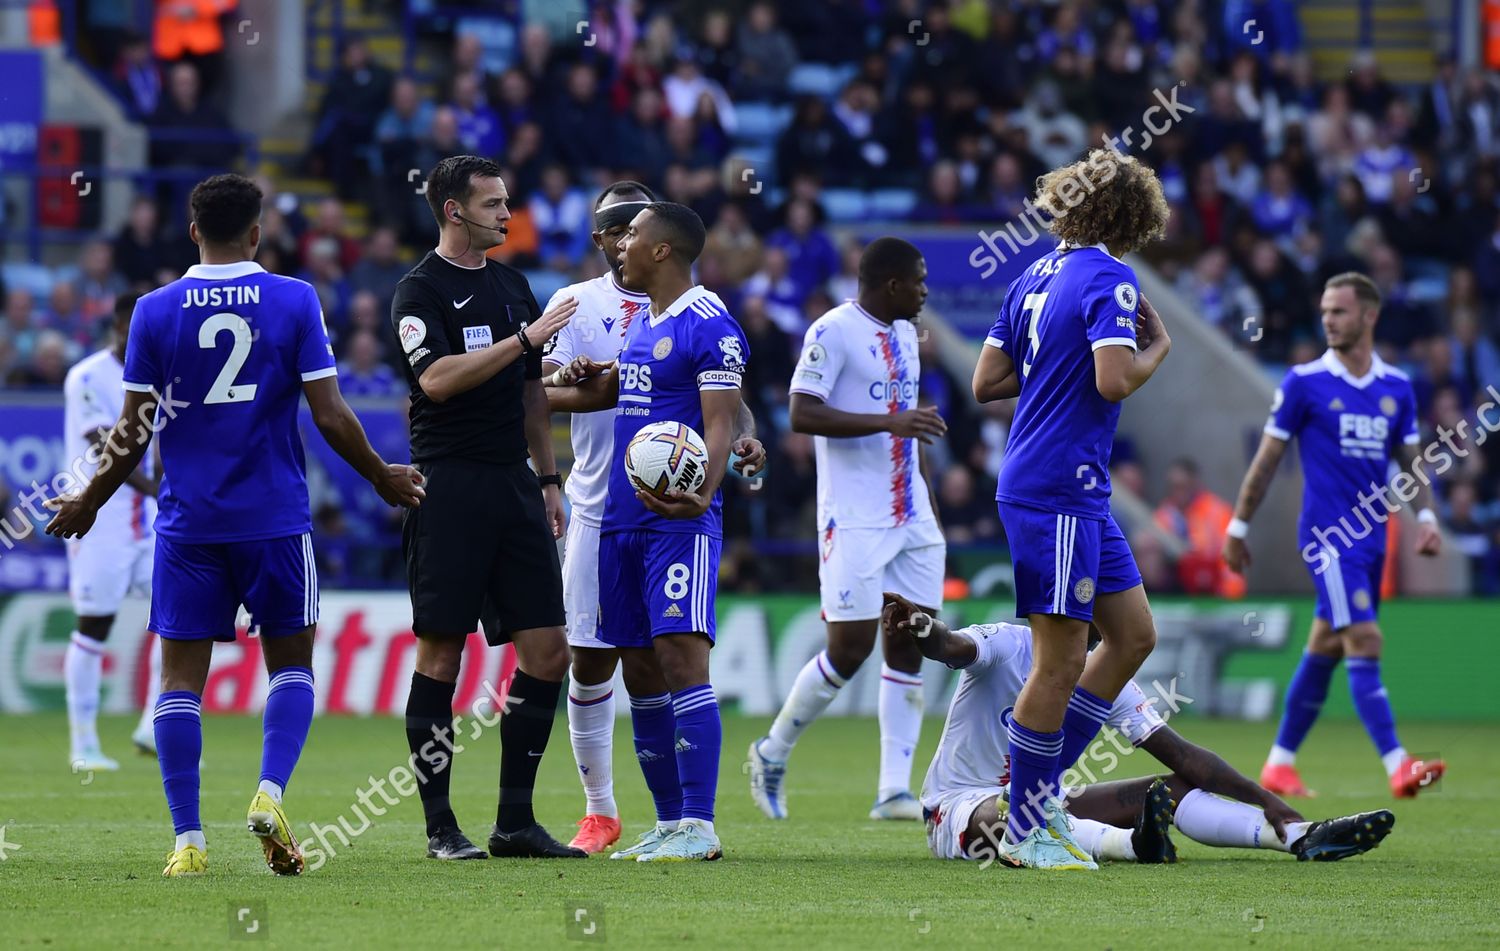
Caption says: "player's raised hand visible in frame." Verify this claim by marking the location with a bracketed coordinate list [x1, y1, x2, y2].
[375, 463, 426, 508]
[636, 487, 710, 520]
[44, 493, 98, 540]
[526, 296, 578, 349]
[1222, 535, 1251, 574]
[732, 436, 766, 478]
[888, 405, 947, 443]
[1414, 520, 1442, 557]
[880, 590, 924, 635]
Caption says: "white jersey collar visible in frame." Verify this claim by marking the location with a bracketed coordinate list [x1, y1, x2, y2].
[1321, 349, 1387, 389]
[183, 261, 265, 280]
[1058, 241, 1122, 262]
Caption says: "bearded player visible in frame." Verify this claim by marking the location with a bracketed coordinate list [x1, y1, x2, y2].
[61, 290, 163, 771]
[969, 151, 1172, 869]
[542, 182, 764, 854]
[563, 202, 749, 861]
[747, 237, 946, 822]
[881, 592, 1395, 866]
[1223, 272, 1446, 799]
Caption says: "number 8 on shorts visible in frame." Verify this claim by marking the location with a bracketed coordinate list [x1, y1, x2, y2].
[597, 531, 722, 648]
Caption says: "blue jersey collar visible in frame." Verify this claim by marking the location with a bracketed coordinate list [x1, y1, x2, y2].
[183, 261, 265, 281]
[650, 285, 715, 327]
[1321, 349, 1388, 389]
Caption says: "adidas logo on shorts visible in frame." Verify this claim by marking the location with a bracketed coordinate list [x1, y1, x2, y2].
[663, 603, 684, 619]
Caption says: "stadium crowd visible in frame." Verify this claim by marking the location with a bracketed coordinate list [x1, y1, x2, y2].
[3, 0, 1499, 594]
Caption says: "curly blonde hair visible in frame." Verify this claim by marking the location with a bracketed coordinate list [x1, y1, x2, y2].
[1035, 150, 1169, 254]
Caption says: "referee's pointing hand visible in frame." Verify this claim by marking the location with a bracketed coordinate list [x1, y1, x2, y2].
[375, 463, 426, 508]
[527, 296, 579, 349]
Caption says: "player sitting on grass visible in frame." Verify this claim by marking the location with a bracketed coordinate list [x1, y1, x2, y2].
[881, 592, 1395, 866]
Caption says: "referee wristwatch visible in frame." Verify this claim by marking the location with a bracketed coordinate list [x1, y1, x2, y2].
[538, 473, 563, 488]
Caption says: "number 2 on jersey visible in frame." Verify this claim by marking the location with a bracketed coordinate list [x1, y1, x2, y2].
[1020, 292, 1047, 379]
[199, 312, 258, 404]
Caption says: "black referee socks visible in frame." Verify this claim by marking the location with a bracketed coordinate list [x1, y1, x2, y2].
[406, 672, 460, 838]
[496, 671, 563, 833]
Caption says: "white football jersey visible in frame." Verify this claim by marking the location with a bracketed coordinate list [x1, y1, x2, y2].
[920, 622, 1166, 804]
[789, 301, 933, 530]
[63, 349, 156, 540]
[543, 274, 652, 525]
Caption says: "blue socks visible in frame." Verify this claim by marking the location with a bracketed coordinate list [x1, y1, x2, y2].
[1272, 652, 1338, 754]
[1347, 657, 1401, 756]
[671, 684, 721, 823]
[1005, 710, 1063, 843]
[154, 690, 203, 836]
[630, 692, 683, 823]
[1053, 685, 1113, 788]
[260, 666, 315, 792]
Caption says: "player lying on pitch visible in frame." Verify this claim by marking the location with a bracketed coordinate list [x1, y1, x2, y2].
[880, 592, 1394, 866]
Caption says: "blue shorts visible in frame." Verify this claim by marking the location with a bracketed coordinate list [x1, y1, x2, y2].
[1306, 542, 1383, 630]
[997, 502, 1142, 622]
[597, 530, 720, 648]
[150, 532, 318, 641]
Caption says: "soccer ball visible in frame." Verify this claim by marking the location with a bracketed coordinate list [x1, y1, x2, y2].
[625, 420, 709, 498]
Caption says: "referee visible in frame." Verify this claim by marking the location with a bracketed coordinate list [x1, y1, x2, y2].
[391, 155, 583, 860]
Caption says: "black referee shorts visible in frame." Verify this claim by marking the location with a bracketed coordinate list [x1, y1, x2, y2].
[402, 459, 565, 644]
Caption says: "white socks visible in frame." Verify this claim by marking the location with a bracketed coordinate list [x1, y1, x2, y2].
[680, 816, 715, 837]
[1266, 745, 1297, 767]
[876, 664, 924, 799]
[761, 650, 846, 762]
[138, 634, 162, 736]
[1174, 789, 1311, 852]
[257, 780, 284, 804]
[568, 678, 618, 817]
[1381, 747, 1408, 777]
[1070, 816, 1136, 861]
[175, 830, 206, 851]
[65, 632, 105, 753]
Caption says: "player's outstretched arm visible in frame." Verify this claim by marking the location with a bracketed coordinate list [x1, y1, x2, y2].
[84, 426, 158, 497]
[789, 392, 947, 443]
[881, 591, 976, 668]
[972, 344, 1019, 402]
[303, 377, 425, 508]
[1093, 294, 1171, 402]
[1222, 432, 1288, 574]
[45, 390, 158, 538]
[543, 356, 617, 413]
[420, 296, 577, 403]
[1139, 726, 1304, 840]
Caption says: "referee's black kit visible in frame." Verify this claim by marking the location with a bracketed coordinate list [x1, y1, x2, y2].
[391, 250, 566, 642]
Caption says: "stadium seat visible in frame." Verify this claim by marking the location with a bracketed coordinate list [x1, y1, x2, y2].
[786, 63, 856, 99]
[734, 102, 794, 145]
[868, 189, 919, 219]
[819, 189, 868, 223]
[1, 262, 56, 298]
[456, 17, 517, 73]
[522, 269, 570, 307]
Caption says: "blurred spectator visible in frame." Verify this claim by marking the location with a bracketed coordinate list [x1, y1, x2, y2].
[530, 165, 591, 271]
[349, 227, 407, 317]
[111, 31, 162, 120]
[1012, 81, 1087, 171]
[734, 2, 799, 101]
[44, 283, 87, 353]
[152, 0, 230, 94]
[615, 88, 671, 185]
[338, 330, 403, 398]
[1444, 481, 1497, 593]
[547, 63, 611, 172]
[374, 76, 435, 181]
[298, 199, 361, 274]
[938, 466, 1000, 545]
[1242, 238, 1313, 360]
[766, 199, 838, 302]
[912, 160, 978, 224]
[113, 195, 172, 286]
[3, 289, 39, 364]
[77, 240, 126, 325]
[1353, 121, 1414, 207]
[10, 330, 70, 390]
[1175, 247, 1260, 333]
[766, 430, 817, 539]
[702, 201, 764, 286]
[311, 38, 394, 197]
[449, 71, 503, 158]
[1154, 458, 1244, 597]
[662, 57, 736, 133]
[742, 247, 805, 334]
[149, 61, 236, 170]
[1251, 161, 1312, 242]
[777, 96, 855, 183]
[299, 238, 352, 340]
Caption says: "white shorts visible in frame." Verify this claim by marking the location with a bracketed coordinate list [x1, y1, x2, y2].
[819, 518, 946, 621]
[562, 517, 609, 649]
[67, 533, 154, 617]
[923, 786, 1006, 860]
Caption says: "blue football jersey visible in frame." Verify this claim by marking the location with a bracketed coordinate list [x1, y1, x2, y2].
[987, 244, 1140, 519]
[601, 286, 749, 538]
[1264, 350, 1419, 552]
[122, 261, 337, 543]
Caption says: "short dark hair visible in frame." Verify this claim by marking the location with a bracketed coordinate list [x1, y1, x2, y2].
[113, 290, 141, 323]
[1325, 271, 1382, 311]
[189, 174, 263, 244]
[424, 155, 504, 226]
[642, 201, 706, 264]
[596, 180, 655, 208]
[858, 236, 924, 287]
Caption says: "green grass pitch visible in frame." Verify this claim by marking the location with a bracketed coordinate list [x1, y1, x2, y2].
[2, 713, 1496, 949]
